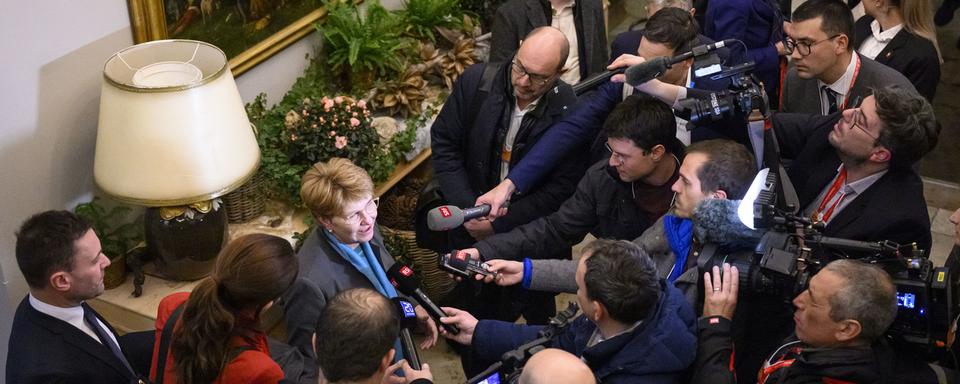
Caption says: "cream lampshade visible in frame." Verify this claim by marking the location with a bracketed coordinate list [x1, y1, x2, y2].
[94, 40, 259, 281]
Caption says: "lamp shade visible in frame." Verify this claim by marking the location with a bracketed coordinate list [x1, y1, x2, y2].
[94, 40, 259, 207]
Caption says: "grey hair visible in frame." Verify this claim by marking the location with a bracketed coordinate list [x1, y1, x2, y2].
[822, 260, 897, 342]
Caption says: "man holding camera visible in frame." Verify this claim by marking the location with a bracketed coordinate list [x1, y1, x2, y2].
[691, 260, 940, 383]
[314, 288, 433, 384]
[440, 239, 697, 384]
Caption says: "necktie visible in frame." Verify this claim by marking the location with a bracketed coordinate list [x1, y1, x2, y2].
[82, 303, 136, 376]
[823, 86, 839, 114]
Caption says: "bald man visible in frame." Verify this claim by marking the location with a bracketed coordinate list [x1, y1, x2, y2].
[430, 26, 587, 328]
[519, 349, 596, 384]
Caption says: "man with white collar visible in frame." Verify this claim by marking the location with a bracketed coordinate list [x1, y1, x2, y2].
[779, 0, 914, 115]
[7, 210, 144, 384]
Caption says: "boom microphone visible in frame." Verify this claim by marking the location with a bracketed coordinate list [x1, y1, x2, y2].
[387, 263, 460, 334]
[693, 199, 764, 250]
[625, 39, 738, 86]
[392, 297, 423, 370]
[572, 67, 626, 95]
[426, 204, 492, 231]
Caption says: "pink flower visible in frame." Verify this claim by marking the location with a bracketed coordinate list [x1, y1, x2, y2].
[335, 136, 348, 149]
[290, 133, 298, 141]
[357, 100, 367, 109]
[323, 99, 334, 111]
[328, 130, 337, 137]
[334, 96, 344, 104]
[350, 118, 361, 127]
[319, 117, 325, 124]
[311, 123, 318, 129]
[352, 112, 358, 117]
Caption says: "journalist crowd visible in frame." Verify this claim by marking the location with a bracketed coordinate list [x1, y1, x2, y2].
[7, 0, 960, 383]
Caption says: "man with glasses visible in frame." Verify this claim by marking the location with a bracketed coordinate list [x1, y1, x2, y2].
[780, 0, 913, 115]
[430, 26, 584, 326]
[774, 84, 937, 254]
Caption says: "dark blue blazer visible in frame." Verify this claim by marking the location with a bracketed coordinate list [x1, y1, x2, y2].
[704, 0, 783, 104]
[6, 297, 139, 384]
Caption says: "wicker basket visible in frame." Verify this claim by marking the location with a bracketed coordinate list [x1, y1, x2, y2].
[224, 172, 266, 223]
[381, 225, 455, 302]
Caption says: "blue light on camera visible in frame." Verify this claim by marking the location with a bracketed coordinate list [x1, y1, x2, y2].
[477, 373, 500, 384]
[897, 292, 915, 309]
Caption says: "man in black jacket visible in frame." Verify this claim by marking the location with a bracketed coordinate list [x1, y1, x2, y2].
[431, 26, 585, 324]
[694, 260, 945, 383]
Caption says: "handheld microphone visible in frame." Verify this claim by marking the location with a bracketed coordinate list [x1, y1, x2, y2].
[624, 39, 738, 86]
[572, 67, 626, 95]
[426, 204, 492, 231]
[387, 263, 460, 334]
[692, 199, 764, 250]
[392, 297, 422, 370]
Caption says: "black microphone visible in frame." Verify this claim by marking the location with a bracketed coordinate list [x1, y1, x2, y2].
[572, 67, 626, 95]
[625, 39, 738, 86]
[392, 297, 422, 370]
[387, 263, 460, 334]
[692, 199, 764, 250]
[426, 204, 492, 231]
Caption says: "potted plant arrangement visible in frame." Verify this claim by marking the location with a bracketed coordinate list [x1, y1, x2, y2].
[73, 198, 144, 289]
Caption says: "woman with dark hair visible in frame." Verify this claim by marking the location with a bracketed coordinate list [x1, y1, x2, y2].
[854, 0, 942, 100]
[148, 233, 299, 383]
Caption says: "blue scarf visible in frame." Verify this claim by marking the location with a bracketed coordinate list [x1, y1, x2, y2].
[322, 229, 398, 299]
[663, 215, 693, 283]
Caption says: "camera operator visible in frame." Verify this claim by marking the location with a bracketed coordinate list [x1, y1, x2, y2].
[611, 56, 938, 253]
[315, 288, 433, 384]
[441, 239, 697, 384]
[692, 260, 948, 383]
[517, 348, 596, 384]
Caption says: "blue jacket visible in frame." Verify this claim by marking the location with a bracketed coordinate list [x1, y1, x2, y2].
[472, 281, 697, 383]
[704, 0, 784, 105]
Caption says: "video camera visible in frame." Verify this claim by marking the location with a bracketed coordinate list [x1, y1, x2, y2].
[675, 61, 772, 126]
[697, 168, 960, 359]
[465, 302, 581, 384]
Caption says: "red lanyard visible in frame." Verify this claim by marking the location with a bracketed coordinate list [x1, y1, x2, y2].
[833, 55, 862, 111]
[813, 167, 848, 224]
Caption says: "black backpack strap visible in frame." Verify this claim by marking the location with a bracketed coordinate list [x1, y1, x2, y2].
[154, 302, 186, 384]
[466, 63, 502, 129]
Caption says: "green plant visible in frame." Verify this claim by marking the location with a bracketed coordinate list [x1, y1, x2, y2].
[319, 1, 409, 87]
[396, 0, 465, 42]
[73, 198, 144, 258]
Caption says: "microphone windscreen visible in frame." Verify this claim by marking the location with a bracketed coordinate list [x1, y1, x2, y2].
[426, 205, 464, 231]
[387, 263, 421, 295]
[392, 297, 419, 330]
[693, 199, 764, 250]
[625, 57, 668, 86]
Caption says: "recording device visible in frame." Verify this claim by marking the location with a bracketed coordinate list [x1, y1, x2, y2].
[427, 204, 492, 231]
[624, 39, 737, 86]
[572, 67, 625, 95]
[387, 263, 460, 334]
[392, 297, 422, 370]
[440, 249, 497, 279]
[695, 169, 960, 359]
[674, 62, 771, 126]
[466, 302, 581, 384]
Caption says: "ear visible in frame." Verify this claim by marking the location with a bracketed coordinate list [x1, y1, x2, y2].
[712, 189, 728, 200]
[834, 319, 863, 343]
[834, 34, 850, 54]
[318, 216, 335, 232]
[869, 147, 891, 163]
[378, 348, 396, 374]
[591, 300, 606, 323]
[689, 7, 696, 17]
[650, 144, 666, 161]
[49, 271, 71, 293]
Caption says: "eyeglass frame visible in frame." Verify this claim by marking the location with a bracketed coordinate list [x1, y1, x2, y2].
[339, 197, 380, 225]
[604, 142, 651, 166]
[783, 34, 841, 56]
[848, 107, 879, 141]
[511, 58, 554, 86]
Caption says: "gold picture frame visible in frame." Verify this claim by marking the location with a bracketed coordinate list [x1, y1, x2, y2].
[127, 0, 330, 77]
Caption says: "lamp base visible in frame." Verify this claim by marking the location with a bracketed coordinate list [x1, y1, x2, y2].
[144, 202, 227, 281]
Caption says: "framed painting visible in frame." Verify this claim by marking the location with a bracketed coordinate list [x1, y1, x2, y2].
[127, 0, 329, 76]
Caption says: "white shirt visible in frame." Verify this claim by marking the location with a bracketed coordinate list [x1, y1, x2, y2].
[552, 0, 581, 84]
[818, 53, 860, 115]
[29, 293, 119, 346]
[501, 98, 541, 179]
[858, 20, 904, 60]
[803, 165, 888, 224]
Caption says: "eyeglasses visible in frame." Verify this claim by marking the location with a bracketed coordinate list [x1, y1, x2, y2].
[783, 35, 841, 56]
[511, 58, 553, 86]
[341, 197, 379, 225]
[605, 142, 626, 166]
[848, 107, 878, 141]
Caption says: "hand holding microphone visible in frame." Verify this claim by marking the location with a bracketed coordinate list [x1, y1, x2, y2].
[387, 263, 460, 334]
[391, 297, 423, 370]
[426, 204, 493, 231]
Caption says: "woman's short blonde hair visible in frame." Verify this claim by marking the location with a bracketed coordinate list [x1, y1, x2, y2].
[300, 158, 374, 218]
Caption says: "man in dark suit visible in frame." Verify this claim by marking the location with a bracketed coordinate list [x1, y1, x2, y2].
[774, 84, 938, 253]
[431, 26, 584, 325]
[489, 0, 607, 85]
[780, 0, 914, 115]
[7, 210, 143, 384]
